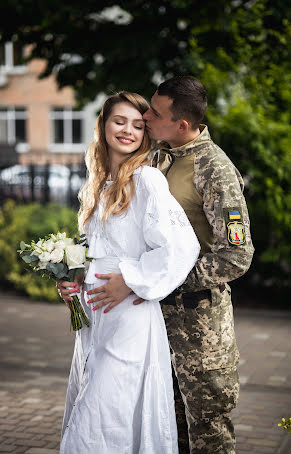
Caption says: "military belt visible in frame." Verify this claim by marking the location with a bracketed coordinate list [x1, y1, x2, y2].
[160, 289, 212, 309]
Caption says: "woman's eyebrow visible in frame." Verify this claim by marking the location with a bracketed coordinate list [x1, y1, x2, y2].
[113, 115, 145, 122]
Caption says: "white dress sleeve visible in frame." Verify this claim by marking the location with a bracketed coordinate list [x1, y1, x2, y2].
[119, 167, 200, 301]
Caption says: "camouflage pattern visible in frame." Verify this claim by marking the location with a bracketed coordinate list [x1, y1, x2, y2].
[161, 289, 239, 453]
[157, 125, 255, 291]
[157, 126, 253, 453]
[172, 367, 190, 453]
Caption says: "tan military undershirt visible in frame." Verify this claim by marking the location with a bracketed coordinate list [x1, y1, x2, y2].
[157, 134, 214, 257]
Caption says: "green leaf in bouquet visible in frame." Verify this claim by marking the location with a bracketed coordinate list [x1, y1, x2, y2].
[59, 263, 69, 275]
[19, 250, 31, 257]
[56, 271, 68, 280]
[46, 263, 57, 275]
[30, 255, 39, 262]
[54, 262, 65, 272]
[54, 262, 69, 280]
[20, 241, 27, 251]
[22, 255, 35, 263]
[59, 264, 66, 271]
[46, 262, 64, 276]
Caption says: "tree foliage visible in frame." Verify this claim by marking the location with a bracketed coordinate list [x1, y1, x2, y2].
[0, 0, 290, 291]
[2, 0, 286, 102]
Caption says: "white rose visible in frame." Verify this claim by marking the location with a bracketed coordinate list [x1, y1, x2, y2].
[32, 247, 43, 256]
[56, 232, 67, 240]
[39, 251, 51, 262]
[44, 239, 54, 253]
[50, 248, 64, 263]
[54, 240, 66, 250]
[36, 240, 43, 248]
[64, 238, 74, 246]
[38, 261, 48, 270]
[65, 244, 86, 269]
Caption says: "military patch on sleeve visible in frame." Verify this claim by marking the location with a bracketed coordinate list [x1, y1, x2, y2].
[224, 208, 246, 246]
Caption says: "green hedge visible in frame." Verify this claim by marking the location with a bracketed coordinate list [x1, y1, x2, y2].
[0, 200, 78, 301]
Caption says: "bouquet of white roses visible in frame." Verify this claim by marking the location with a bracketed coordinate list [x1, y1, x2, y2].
[18, 232, 90, 331]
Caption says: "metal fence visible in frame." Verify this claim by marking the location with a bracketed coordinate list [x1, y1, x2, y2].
[0, 163, 87, 208]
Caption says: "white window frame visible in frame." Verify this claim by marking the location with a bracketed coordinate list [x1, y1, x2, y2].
[0, 42, 27, 74]
[49, 107, 85, 153]
[0, 106, 29, 152]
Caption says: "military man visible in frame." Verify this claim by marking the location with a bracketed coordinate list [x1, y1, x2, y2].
[143, 76, 254, 453]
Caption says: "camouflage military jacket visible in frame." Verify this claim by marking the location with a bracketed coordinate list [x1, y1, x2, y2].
[156, 125, 254, 291]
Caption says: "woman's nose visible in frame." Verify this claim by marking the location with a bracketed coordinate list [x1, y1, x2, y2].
[122, 123, 133, 134]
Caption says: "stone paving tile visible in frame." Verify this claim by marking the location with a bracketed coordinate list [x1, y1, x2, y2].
[0, 445, 16, 452]
[26, 450, 59, 454]
[0, 294, 291, 453]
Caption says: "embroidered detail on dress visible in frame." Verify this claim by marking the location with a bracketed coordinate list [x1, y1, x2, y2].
[147, 210, 189, 227]
[147, 212, 159, 226]
[168, 209, 189, 227]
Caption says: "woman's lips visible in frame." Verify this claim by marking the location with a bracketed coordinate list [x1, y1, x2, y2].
[117, 137, 134, 144]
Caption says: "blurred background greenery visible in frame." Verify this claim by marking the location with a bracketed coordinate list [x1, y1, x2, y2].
[0, 0, 290, 303]
[0, 200, 78, 300]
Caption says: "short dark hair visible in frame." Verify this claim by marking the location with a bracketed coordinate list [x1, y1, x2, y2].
[157, 76, 207, 129]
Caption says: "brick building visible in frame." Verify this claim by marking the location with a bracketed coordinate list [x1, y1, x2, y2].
[0, 42, 102, 168]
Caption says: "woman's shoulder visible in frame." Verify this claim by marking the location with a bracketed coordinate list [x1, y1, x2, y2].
[134, 165, 169, 192]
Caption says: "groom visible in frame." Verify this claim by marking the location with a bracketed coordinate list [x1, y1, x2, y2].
[142, 76, 254, 453]
[86, 76, 254, 453]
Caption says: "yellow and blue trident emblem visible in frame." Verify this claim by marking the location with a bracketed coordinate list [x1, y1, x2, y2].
[227, 210, 246, 245]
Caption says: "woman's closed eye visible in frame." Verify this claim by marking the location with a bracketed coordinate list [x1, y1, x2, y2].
[115, 120, 144, 130]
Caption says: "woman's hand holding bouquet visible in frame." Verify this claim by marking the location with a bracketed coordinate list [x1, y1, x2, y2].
[18, 232, 90, 331]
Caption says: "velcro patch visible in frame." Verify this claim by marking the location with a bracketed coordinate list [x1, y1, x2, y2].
[223, 207, 246, 246]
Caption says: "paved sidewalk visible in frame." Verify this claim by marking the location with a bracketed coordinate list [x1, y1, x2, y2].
[0, 292, 290, 454]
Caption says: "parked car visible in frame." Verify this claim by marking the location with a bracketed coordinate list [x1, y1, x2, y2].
[0, 164, 84, 204]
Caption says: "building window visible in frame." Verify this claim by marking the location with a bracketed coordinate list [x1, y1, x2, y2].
[0, 107, 28, 149]
[50, 108, 84, 152]
[0, 42, 26, 73]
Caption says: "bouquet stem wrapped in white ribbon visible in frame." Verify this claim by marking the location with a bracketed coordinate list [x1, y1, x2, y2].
[18, 232, 90, 331]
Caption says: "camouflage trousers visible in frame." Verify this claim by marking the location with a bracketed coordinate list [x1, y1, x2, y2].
[161, 285, 240, 454]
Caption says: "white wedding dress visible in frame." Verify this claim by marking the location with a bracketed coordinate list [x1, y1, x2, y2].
[60, 166, 200, 454]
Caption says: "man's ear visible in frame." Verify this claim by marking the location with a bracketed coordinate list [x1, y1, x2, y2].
[178, 119, 190, 133]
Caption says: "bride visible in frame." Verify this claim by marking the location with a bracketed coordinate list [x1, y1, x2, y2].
[57, 91, 200, 453]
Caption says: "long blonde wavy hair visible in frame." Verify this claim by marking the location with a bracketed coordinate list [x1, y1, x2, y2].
[78, 91, 152, 231]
